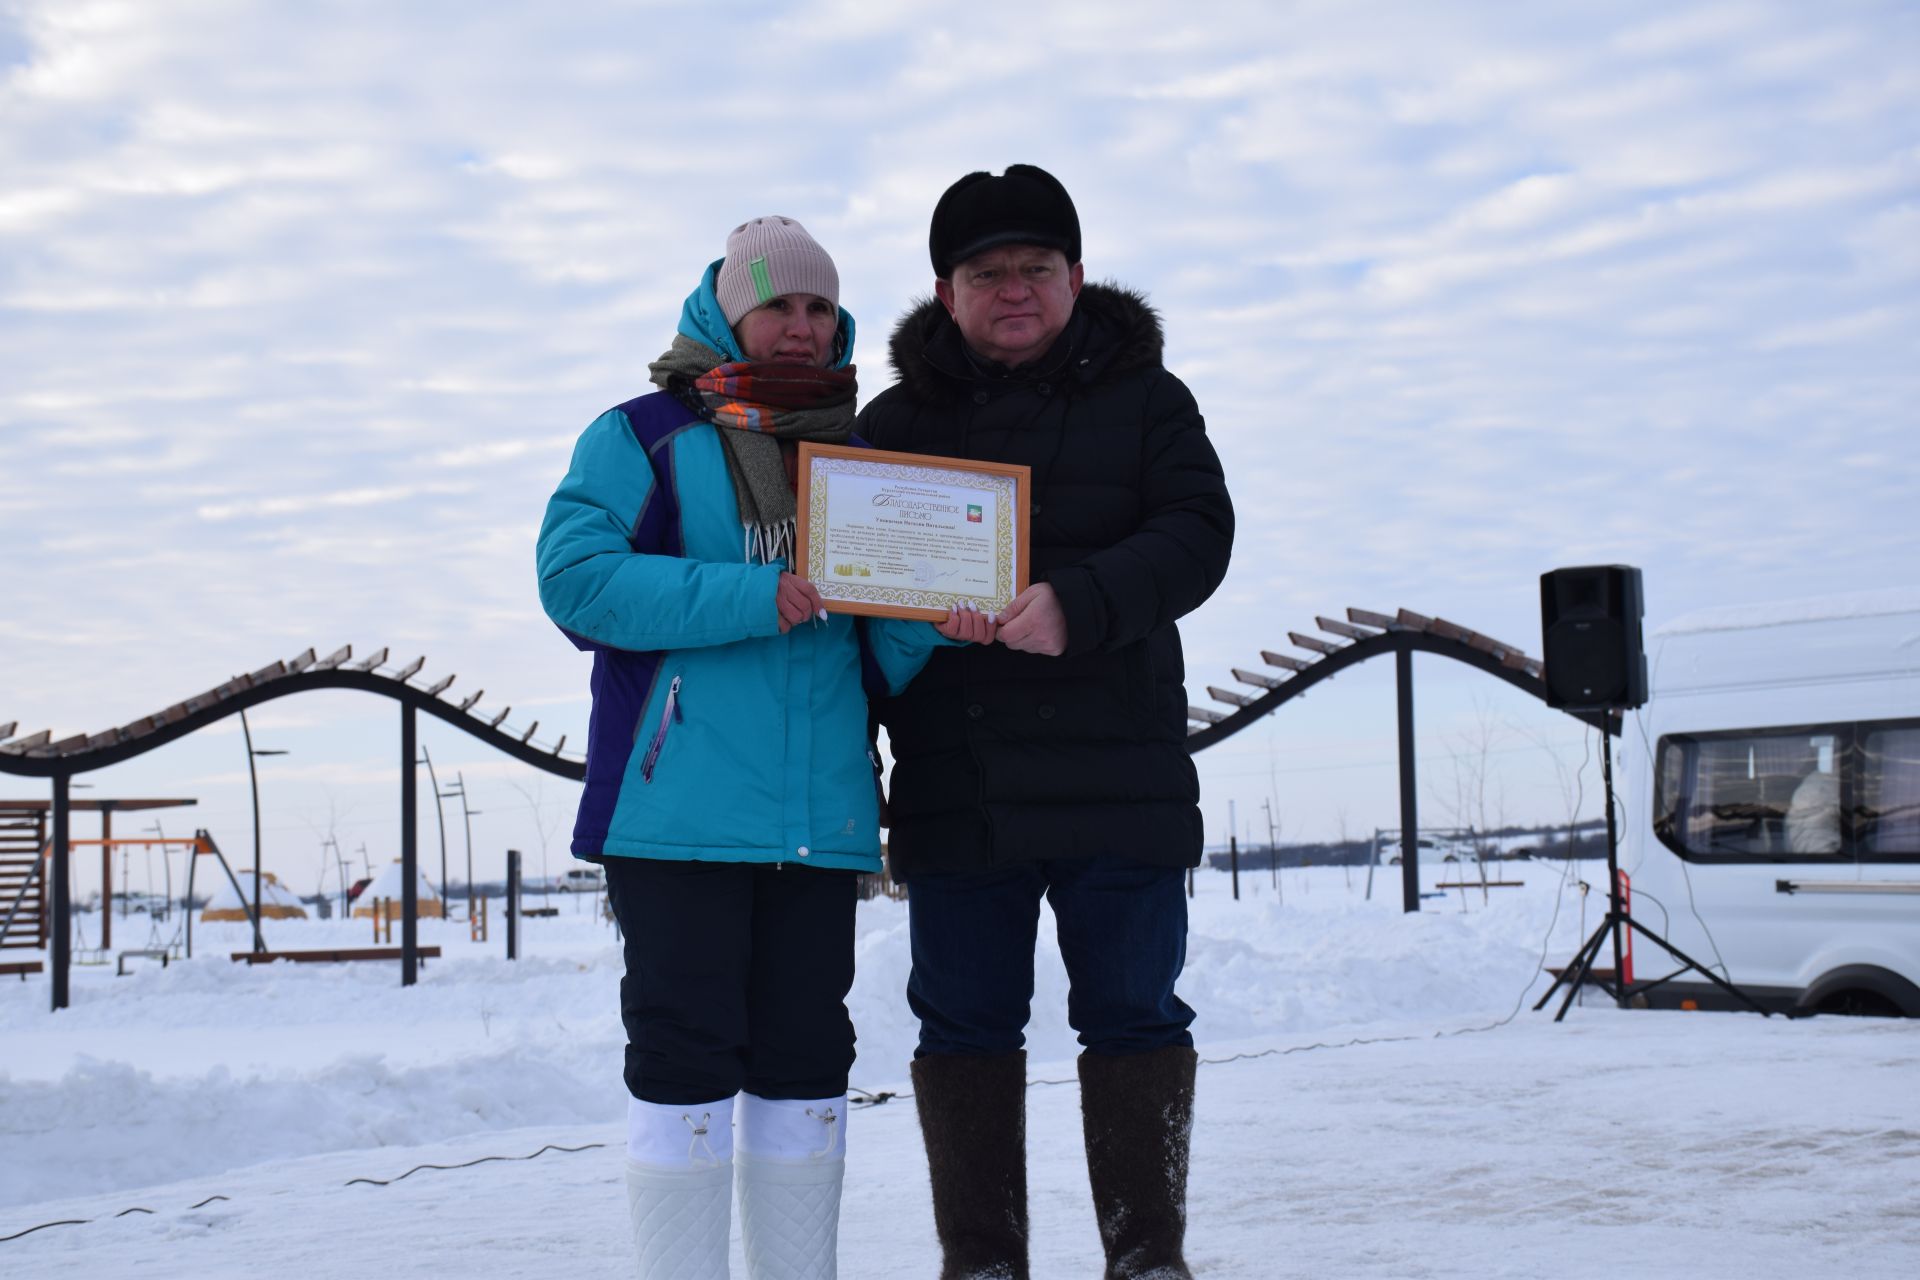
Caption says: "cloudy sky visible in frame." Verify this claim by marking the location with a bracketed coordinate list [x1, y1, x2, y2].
[3, 1, 1916, 892]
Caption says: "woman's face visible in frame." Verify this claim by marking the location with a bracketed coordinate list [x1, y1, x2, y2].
[732, 292, 839, 366]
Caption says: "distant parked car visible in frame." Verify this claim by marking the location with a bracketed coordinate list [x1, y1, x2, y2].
[556, 867, 604, 893]
[1376, 835, 1474, 866]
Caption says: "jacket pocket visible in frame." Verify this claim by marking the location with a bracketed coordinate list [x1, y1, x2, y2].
[639, 673, 684, 782]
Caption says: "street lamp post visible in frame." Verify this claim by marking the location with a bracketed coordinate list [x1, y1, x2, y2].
[452, 772, 480, 921]
[239, 707, 288, 956]
[418, 746, 452, 908]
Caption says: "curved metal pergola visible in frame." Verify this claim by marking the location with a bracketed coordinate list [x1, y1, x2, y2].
[1173, 605, 1614, 921]
[1, 645, 581, 1010]
[0, 644, 582, 780]
[4, 610, 1609, 1012]
[1180, 605, 1610, 749]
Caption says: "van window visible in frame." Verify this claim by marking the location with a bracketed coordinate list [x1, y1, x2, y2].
[1655, 719, 1920, 863]
[1860, 726, 1920, 858]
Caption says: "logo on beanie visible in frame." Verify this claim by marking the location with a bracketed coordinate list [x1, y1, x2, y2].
[749, 257, 775, 305]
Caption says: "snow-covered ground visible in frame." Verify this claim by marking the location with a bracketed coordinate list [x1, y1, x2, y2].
[3, 864, 1916, 1278]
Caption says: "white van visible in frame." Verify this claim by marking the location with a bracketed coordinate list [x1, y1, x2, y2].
[1617, 589, 1920, 1016]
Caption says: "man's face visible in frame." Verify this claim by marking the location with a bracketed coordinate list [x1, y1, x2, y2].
[935, 245, 1084, 368]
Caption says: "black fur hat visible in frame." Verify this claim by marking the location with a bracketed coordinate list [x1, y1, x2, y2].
[928, 164, 1081, 278]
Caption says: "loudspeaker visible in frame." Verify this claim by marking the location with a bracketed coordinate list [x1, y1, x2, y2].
[1540, 565, 1647, 711]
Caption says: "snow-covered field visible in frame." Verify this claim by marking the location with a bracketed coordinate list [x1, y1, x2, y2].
[3, 865, 1917, 1278]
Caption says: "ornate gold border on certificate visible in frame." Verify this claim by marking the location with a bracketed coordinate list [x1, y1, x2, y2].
[797, 443, 1031, 621]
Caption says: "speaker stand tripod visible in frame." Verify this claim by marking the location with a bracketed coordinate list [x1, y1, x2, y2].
[1534, 725, 1773, 1021]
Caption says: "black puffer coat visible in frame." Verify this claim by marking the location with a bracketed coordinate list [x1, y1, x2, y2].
[855, 283, 1234, 878]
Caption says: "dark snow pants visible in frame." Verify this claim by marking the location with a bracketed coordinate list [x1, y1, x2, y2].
[603, 856, 859, 1106]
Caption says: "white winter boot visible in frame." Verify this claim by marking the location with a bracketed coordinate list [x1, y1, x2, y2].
[625, 1095, 736, 1280]
[734, 1092, 847, 1280]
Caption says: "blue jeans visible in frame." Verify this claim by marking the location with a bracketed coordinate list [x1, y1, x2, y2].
[906, 857, 1196, 1057]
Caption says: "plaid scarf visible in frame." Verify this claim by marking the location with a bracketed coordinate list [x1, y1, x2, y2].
[649, 334, 857, 564]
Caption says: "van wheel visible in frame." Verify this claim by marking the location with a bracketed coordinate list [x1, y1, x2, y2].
[1813, 988, 1903, 1018]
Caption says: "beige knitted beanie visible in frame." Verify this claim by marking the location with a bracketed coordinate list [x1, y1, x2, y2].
[715, 216, 839, 326]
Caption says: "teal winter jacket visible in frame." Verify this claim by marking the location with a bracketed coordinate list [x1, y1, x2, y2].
[536, 266, 945, 872]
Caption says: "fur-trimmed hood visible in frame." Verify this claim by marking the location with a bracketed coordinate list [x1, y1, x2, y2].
[884, 282, 1167, 402]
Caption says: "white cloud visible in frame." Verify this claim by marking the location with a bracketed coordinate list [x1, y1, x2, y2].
[195, 483, 476, 522]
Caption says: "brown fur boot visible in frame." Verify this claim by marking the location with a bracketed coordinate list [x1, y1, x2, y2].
[910, 1051, 1029, 1280]
[1078, 1045, 1198, 1280]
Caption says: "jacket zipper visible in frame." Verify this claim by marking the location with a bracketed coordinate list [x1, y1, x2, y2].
[640, 674, 683, 782]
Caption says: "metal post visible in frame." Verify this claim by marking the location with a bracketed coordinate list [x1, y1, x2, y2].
[100, 808, 112, 951]
[419, 746, 451, 910]
[1602, 735, 1628, 1010]
[240, 709, 269, 954]
[184, 836, 197, 959]
[456, 771, 477, 923]
[237, 710, 282, 951]
[1229, 835, 1240, 901]
[401, 704, 418, 987]
[1395, 645, 1421, 913]
[506, 849, 520, 961]
[51, 773, 71, 1012]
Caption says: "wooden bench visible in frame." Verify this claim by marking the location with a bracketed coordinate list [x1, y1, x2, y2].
[230, 946, 442, 966]
[1, 959, 43, 981]
[519, 907, 559, 918]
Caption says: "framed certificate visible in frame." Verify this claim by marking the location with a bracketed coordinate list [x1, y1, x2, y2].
[797, 442, 1030, 621]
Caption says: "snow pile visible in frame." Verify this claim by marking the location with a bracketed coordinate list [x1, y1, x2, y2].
[3, 866, 1589, 1211]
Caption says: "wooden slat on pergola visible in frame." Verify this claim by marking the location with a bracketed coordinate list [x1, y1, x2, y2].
[1189, 607, 1545, 735]
[0, 645, 580, 769]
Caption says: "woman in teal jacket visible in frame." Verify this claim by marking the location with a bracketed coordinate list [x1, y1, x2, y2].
[537, 216, 991, 1279]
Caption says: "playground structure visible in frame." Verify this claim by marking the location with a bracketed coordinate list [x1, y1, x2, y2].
[1, 797, 199, 960]
[0, 821, 300, 965]
[1, 644, 582, 1009]
[3, 614, 1612, 1011]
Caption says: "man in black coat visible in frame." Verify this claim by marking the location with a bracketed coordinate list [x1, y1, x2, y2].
[856, 165, 1234, 1280]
